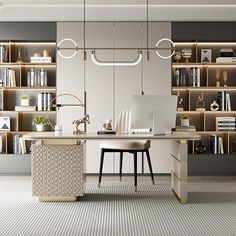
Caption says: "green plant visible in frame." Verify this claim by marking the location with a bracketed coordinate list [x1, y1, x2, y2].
[20, 94, 30, 99]
[32, 116, 49, 125]
[180, 114, 189, 119]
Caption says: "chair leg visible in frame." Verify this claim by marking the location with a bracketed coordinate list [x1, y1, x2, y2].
[134, 151, 138, 191]
[145, 149, 155, 185]
[98, 149, 105, 187]
[119, 152, 123, 181]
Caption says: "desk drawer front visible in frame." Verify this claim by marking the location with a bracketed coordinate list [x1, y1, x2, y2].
[171, 141, 187, 161]
[31, 144, 84, 196]
[171, 157, 187, 180]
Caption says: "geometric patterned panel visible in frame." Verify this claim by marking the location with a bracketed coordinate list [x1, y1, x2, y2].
[31, 144, 84, 196]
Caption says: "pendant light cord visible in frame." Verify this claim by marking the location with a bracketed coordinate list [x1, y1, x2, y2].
[147, 0, 149, 53]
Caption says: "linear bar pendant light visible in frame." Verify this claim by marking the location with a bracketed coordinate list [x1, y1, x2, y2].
[91, 51, 142, 66]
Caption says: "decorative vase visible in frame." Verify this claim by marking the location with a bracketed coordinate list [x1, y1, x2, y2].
[182, 48, 192, 62]
[21, 98, 29, 106]
[36, 124, 44, 132]
[181, 118, 189, 127]
[195, 141, 206, 154]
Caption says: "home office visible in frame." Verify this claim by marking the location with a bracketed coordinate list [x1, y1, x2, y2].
[0, 1, 236, 236]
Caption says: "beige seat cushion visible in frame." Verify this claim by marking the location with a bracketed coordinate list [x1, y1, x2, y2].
[100, 140, 150, 150]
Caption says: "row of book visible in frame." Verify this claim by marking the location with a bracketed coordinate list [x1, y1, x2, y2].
[13, 134, 26, 154]
[38, 92, 54, 111]
[27, 68, 48, 87]
[0, 67, 16, 87]
[174, 67, 201, 87]
[216, 117, 235, 131]
[217, 91, 231, 111]
[210, 134, 224, 154]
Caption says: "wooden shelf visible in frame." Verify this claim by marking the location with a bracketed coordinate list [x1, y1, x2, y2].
[1, 87, 56, 91]
[172, 86, 236, 91]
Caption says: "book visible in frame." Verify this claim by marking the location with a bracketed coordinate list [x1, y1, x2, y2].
[30, 57, 52, 63]
[216, 57, 236, 63]
[97, 130, 116, 135]
[15, 106, 36, 111]
[38, 93, 43, 111]
[226, 93, 231, 111]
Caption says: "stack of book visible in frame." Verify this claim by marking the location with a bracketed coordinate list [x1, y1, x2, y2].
[0, 67, 16, 87]
[189, 67, 201, 87]
[175, 125, 196, 132]
[13, 134, 27, 154]
[27, 68, 48, 87]
[216, 117, 235, 131]
[30, 57, 52, 63]
[217, 91, 231, 111]
[38, 92, 54, 111]
[210, 134, 224, 154]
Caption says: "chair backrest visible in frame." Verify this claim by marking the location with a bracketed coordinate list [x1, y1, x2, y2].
[115, 109, 132, 134]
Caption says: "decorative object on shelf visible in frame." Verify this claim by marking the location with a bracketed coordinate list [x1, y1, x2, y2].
[0, 79, 3, 87]
[210, 100, 219, 111]
[195, 141, 206, 154]
[32, 116, 49, 132]
[201, 49, 211, 63]
[181, 48, 192, 62]
[216, 68, 220, 87]
[220, 48, 233, 57]
[16, 47, 23, 63]
[177, 97, 184, 111]
[173, 51, 181, 62]
[72, 114, 90, 134]
[102, 119, 112, 131]
[196, 93, 205, 111]
[20, 95, 30, 106]
[43, 50, 49, 57]
[180, 115, 190, 127]
[223, 70, 228, 87]
[0, 117, 10, 130]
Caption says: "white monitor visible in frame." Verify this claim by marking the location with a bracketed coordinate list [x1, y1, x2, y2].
[131, 95, 177, 135]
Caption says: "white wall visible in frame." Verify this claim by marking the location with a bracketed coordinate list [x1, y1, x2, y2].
[57, 21, 172, 174]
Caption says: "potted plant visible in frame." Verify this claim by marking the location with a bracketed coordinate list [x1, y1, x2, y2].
[180, 114, 190, 127]
[20, 95, 30, 106]
[32, 116, 49, 132]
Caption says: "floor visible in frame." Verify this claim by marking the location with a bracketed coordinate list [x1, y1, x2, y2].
[0, 175, 235, 236]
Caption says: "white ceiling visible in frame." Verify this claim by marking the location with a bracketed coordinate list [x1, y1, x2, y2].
[0, 1, 236, 21]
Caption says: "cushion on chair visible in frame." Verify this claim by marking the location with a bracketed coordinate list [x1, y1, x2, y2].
[100, 140, 150, 150]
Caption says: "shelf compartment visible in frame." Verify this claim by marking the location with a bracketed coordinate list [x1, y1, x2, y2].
[18, 112, 56, 132]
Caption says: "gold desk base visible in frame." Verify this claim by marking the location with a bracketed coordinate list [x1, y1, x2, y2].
[38, 196, 78, 202]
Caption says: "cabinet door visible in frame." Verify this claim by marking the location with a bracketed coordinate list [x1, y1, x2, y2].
[114, 22, 143, 173]
[85, 22, 114, 173]
[57, 22, 85, 132]
[143, 22, 172, 173]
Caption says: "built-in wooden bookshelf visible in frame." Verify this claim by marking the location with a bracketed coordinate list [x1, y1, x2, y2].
[0, 41, 56, 154]
[172, 42, 236, 155]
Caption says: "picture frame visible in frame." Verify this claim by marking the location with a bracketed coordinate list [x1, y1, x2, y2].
[0, 117, 10, 131]
[201, 49, 212, 63]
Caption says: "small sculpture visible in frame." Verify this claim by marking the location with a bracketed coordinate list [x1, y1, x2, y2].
[196, 93, 205, 111]
[72, 114, 90, 134]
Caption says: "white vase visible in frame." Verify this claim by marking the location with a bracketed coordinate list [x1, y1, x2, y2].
[21, 99, 29, 106]
[36, 124, 44, 132]
[181, 118, 189, 127]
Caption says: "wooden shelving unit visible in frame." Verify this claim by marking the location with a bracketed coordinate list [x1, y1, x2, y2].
[0, 40, 56, 154]
[172, 42, 236, 155]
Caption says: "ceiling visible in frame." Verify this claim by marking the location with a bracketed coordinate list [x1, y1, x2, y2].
[0, 1, 236, 21]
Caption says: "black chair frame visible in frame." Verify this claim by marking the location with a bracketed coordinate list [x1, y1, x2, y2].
[98, 148, 155, 191]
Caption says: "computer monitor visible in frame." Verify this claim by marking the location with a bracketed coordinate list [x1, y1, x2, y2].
[131, 95, 177, 135]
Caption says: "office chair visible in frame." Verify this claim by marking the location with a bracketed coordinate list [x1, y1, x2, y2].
[98, 109, 155, 191]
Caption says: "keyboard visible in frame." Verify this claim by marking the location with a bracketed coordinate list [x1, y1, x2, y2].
[131, 128, 152, 134]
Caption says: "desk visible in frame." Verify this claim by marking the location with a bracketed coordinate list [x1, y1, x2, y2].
[23, 132, 200, 203]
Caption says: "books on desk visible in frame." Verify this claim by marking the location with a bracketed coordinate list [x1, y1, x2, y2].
[97, 130, 116, 135]
[175, 126, 196, 132]
[131, 128, 152, 134]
